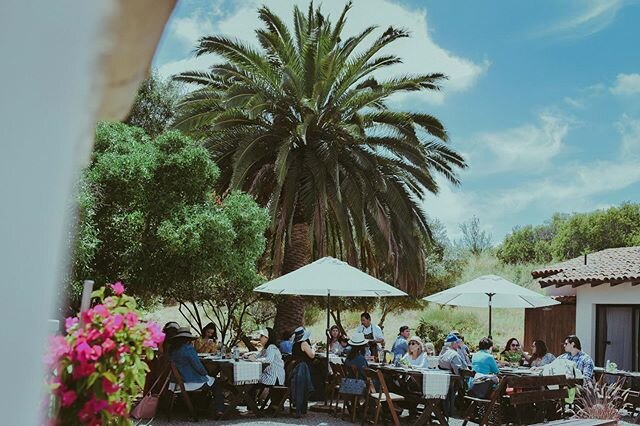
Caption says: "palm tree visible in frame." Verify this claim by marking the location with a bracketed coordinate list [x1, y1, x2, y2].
[174, 2, 467, 334]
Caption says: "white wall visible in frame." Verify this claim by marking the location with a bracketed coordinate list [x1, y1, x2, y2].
[575, 282, 640, 360]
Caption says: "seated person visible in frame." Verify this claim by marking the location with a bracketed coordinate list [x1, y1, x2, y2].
[194, 322, 218, 354]
[438, 334, 467, 375]
[424, 341, 436, 356]
[248, 328, 285, 386]
[161, 322, 180, 353]
[391, 325, 410, 359]
[328, 325, 348, 356]
[401, 336, 427, 367]
[167, 327, 224, 417]
[524, 340, 555, 367]
[469, 337, 499, 397]
[344, 332, 369, 379]
[452, 331, 471, 368]
[499, 337, 524, 365]
[558, 335, 594, 382]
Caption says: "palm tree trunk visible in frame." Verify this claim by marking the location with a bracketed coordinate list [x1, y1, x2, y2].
[273, 221, 310, 337]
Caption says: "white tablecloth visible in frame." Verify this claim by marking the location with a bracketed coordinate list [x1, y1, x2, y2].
[420, 370, 450, 399]
[232, 360, 262, 385]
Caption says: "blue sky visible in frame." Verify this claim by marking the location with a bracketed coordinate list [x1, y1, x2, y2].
[153, 0, 640, 243]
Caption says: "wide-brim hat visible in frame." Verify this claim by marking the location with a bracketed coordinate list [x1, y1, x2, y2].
[348, 332, 367, 346]
[169, 327, 197, 340]
[253, 329, 269, 339]
[408, 335, 423, 346]
[293, 326, 311, 342]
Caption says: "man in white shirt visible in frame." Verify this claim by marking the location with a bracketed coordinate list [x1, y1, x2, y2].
[355, 312, 385, 358]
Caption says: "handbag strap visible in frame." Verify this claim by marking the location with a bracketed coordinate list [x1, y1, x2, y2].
[146, 366, 171, 396]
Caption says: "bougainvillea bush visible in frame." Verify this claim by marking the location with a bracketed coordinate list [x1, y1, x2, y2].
[46, 283, 164, 425]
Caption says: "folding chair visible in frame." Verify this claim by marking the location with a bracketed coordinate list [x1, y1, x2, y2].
[362, 368, 404, 426]
[167, 362, 200, 422]
[336, 364, 366, 422]
[328, 362, 346, 409]
[462, 376, 507, 426]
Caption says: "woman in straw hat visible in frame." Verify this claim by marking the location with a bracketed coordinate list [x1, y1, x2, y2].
[167, 327, 225, 417]
[401, 336, 427, 368]
[344, 332, 369, 380]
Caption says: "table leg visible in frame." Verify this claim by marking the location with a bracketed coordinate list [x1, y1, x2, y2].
[414, 400, 448, 426]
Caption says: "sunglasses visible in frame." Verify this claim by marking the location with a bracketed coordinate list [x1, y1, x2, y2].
[409, 342, 419, 346]
[511, 343, 520, 347]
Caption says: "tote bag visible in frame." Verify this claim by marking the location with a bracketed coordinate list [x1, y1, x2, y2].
[339, 377, 367, 396]
[131, 368, 171, 419]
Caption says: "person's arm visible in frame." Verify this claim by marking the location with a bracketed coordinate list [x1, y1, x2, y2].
[372, 325, 385, 345]
[257, 346, 278, 363]
[488, 355, 500, 374]
[186, 345, 209, 376]
[301, 341, 315, 359]
[582, 356, 594, 380]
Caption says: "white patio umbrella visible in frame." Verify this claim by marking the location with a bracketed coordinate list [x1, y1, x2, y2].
[423, 274, 559, 337]
[255, 256, 407, 405]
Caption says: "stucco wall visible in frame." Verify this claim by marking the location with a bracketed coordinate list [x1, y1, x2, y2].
[575, 282, 640, 360]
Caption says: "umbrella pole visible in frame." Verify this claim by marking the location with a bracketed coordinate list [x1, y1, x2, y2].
[325, 291, 330, 405]
[487, 293, 494, 339]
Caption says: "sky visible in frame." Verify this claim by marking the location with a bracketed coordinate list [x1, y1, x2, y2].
[153, 0, 640, 243]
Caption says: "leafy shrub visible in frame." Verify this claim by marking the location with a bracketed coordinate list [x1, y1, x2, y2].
[415, 307, 478, 352]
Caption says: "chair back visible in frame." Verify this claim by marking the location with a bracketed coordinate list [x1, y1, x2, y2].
[330, 362, 346, 378]
[504, 375, 569, 406]
[169, 362, 188, 394]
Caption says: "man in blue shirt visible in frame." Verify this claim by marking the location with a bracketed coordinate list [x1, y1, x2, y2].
[558, 335, 594, 383]
[391, 325, 410, 359]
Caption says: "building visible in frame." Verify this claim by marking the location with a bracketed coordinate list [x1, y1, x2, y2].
[529, 246, 640, 371]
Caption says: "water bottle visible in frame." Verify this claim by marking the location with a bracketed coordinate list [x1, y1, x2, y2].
[220, 344, 226, 358]
[233, 346, 240, 361]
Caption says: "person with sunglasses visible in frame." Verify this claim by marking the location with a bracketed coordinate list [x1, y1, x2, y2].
[401, 336, 427, 367]
[500, 337, 524, 366]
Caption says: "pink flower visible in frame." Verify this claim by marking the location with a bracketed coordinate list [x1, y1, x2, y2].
[81, 308, 94, 324]
[124, 311, 139, 327]
[146, 322, 165, 345]
[86, 328, 102, 343]
[89, 345, 103, 361]
[110, 281, 125, 295]
[104, 314, 124, 336]
[101, 378, 120, 394]
[78, 397, 108, 423]
[93, 304, 109, 318]
[65, 317, 79, 331]
[72, 360, 95, 379]
[101, 338, 116, 353]
[107, 401, 128, 416]
[75, 341, 92, 362]
[60, 389, 77, 407]
[44, 336, 69, 366]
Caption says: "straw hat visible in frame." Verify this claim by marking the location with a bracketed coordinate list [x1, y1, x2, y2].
[348, 332, 367, 346]
[169, 327, 197, 340]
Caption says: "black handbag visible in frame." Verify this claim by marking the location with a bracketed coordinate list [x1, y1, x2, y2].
[339, 377, 367, 396]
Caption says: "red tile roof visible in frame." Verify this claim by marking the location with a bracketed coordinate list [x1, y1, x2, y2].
[531, 246, 640, 288]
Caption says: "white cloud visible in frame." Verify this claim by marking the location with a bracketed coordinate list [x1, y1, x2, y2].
[530, 0, 624, 40]
[157, 0, 489, 103]
[610, 73, 640, 96]
[616, 114, 640, 156]
[472, 114, 569, 175]
[171, 14, 215, 48]
[563, 96, 585, 109]
[423, 113, 640, 241]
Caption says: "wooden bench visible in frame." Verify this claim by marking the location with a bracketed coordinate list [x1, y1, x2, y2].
[463, 374, 570, 425]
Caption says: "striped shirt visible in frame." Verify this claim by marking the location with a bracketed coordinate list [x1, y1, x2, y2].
[256, 344, 285, 386]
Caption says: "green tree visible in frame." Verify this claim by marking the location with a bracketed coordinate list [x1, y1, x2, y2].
[124, 72, 181, 137]
[552, 203, 640, 259]
[173, 2, 466, 333]
[458, 216, 492, 256]
[71, 123, 269, 330]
